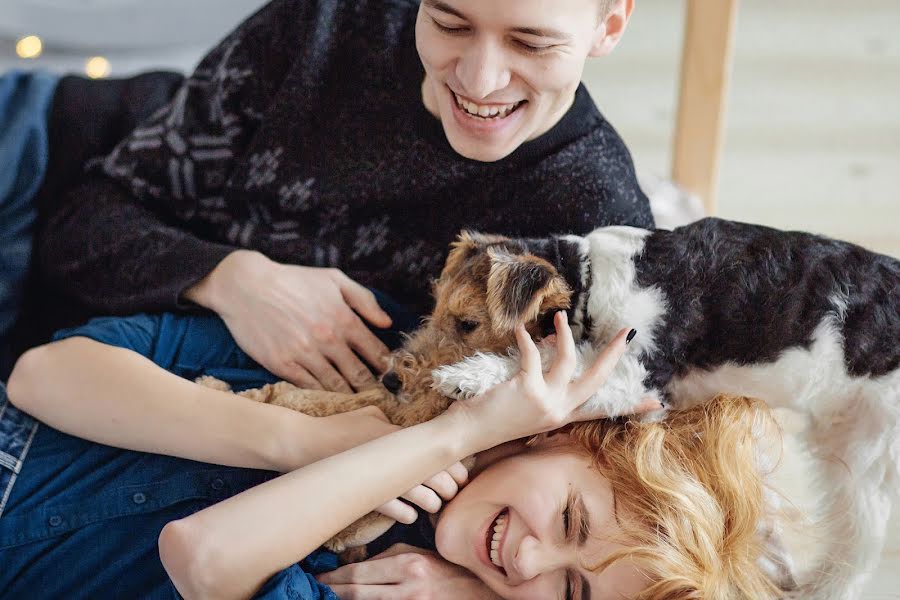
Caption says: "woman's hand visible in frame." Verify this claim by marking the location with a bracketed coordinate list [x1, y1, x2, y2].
[316, 544, 503, 600]
[313, 408, 469, 524]
[185, 250, 393, 392]
[447, 311, 661, 450]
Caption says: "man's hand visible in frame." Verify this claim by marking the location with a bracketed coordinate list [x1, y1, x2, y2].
[316, 544, 503, 599]
[185, 250, 393, 392]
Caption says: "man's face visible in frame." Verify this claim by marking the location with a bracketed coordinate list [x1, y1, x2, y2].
[415, 0, 619, 162]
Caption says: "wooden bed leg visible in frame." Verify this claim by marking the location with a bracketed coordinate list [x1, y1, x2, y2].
[672, 0, 740, 216]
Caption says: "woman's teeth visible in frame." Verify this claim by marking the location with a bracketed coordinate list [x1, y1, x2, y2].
[454, 93, 522, 120]
[489, 510, 508, 569]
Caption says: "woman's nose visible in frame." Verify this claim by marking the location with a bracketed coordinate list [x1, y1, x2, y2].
[456, 40, 511, 100]
[509, 534, 569, 584]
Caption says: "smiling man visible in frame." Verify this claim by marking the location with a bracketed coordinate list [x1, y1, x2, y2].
[418, 0, 626, 161]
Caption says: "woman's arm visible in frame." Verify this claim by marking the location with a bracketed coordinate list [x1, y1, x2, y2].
[7, 337, 394, 472]
[159, 317, 650, 599]
[159, 408, 477, 599]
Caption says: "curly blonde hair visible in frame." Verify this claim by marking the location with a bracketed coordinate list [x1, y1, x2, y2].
[566, 395, 785, 599]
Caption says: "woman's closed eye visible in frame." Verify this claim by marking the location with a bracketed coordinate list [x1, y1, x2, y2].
[562, 496, 576, 600]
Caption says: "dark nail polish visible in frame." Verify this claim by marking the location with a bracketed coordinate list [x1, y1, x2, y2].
[626, 329, 637, 344]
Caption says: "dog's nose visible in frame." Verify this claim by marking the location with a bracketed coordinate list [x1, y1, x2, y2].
[382, 371, 402, 394]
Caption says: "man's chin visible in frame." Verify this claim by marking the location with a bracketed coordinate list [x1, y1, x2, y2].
[444, 132, 519, 163]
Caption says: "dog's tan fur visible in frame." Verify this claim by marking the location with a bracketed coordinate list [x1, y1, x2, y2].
[198, 232, 574, 558]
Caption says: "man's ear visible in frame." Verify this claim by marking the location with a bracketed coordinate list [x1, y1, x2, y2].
[485, 248, 572, 334]
[589, 0, 635, 58]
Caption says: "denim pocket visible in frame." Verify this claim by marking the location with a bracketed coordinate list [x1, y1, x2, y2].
[0, 383, 39, 518]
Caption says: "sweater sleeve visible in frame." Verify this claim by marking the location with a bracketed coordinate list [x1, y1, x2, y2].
[38, 0, 303, 314]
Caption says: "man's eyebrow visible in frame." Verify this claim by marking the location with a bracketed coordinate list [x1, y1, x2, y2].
[422, 0, 468, 20]
[422, 0, 573, 42]
[511, 27, 574, 43]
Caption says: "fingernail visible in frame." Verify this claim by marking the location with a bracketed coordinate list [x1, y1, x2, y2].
[626, 329, 637, 344]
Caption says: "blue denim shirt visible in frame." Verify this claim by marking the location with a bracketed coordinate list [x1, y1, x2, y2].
[0, 304, 434, 598]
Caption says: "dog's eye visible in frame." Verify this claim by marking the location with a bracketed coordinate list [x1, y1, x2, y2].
[456, 319, 480, 334]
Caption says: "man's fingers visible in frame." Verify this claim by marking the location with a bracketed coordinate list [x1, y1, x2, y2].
[340, 277, 393, 329]
[282, 361, 325, 390]
[568, 328, 631, 405]
[329, 345, 379, 391]
[306, 354, 354, 393]
[349, 325, 392, 375]
[375, 499, 418, 524]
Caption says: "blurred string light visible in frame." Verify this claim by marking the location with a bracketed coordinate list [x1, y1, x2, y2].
[85, 56, 111, 79]
[16, 35, 43, 59]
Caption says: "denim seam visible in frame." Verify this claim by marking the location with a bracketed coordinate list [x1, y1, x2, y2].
[0, 419, 38, 518]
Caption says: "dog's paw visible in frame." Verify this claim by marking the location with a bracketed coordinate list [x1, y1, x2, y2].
[432, 352, 519, 398]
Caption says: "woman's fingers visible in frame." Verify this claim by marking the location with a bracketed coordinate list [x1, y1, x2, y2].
[445, 461, 469, 487]
[546, 311, 576, 387]
[400, 484, 443, 514]
[317, 556, 405, 585]
[514, 324, 541, 376]
[567, 328, 631, 409]
[375, 499, 418, 524]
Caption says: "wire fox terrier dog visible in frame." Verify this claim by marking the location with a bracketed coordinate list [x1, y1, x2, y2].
[393, 217, 897, 600]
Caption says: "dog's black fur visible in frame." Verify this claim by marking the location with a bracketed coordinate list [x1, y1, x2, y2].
[510, 218, 898, 399]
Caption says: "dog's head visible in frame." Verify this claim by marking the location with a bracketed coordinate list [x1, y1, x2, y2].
[384, 231, 573, 401]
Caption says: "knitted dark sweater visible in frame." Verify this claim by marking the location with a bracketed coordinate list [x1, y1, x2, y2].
[39, 0, 653, 316]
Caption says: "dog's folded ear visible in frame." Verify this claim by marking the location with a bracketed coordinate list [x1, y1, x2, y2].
[440, 231, 510, 280]
[486, 247, 571, 333]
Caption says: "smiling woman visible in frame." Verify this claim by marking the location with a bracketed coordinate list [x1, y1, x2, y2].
[432, 395, 787, 600]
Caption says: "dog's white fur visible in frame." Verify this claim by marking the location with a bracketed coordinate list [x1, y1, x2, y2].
[433, 226, 900, 600]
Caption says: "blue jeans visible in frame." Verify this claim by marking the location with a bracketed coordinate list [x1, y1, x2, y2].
[0, 295, 424, 599]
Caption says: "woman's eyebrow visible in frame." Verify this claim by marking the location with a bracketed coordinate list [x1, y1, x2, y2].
[575, 490, 591, 547]
[575, 491, 593, 600]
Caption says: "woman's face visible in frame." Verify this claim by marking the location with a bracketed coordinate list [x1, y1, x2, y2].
[434, 437, 649, 599]
[415, 0, 622, 162]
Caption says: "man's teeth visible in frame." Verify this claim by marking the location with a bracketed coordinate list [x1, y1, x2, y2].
[454, 93, 521, 119]
[489, 511, 508, 568]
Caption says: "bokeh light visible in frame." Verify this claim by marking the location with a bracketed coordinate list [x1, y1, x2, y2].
[85, 56, 111, 79]
[15, 35, 43, 59]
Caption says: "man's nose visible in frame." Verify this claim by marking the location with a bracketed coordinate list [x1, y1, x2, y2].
[508, 534, 569, 584]
[381, 371, 402, 394]
[456, 40, 511, 101]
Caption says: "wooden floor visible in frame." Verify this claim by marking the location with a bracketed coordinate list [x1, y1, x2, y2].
[584, 2, 899, 597]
